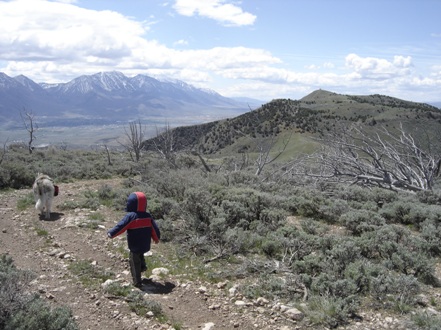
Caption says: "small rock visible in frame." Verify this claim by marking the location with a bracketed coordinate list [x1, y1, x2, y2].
[2, 228, 7, 233]
[46, 293, 55, 300]
[234, 300, 246, 306]
[255, 297, 269, 306]
[201, 322, 215, 330]
[151, 267, 169, 276]
[284, 307, 304, 321]
[101, 279, 116, 289]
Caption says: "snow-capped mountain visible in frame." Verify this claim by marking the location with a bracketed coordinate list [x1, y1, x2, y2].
[0, 71, 250, 128]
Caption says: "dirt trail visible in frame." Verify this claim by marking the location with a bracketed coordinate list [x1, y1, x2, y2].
[0, 179, 293, 330]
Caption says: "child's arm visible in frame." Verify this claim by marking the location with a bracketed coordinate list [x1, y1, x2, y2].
[108, 214, 132, 238]
[151, 218, 161, 243]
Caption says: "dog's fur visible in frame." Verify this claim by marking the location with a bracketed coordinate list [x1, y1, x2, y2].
[33, 173, 55, 219]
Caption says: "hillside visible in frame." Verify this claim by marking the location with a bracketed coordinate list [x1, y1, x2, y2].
[2, 178, 439, 330]
[2, 144, 441, 329]
[144, 89, 441, 156]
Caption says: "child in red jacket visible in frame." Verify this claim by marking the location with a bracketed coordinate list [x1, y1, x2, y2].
[108, 192, 160, 287]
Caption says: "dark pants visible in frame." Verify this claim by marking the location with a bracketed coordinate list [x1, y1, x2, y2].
[129, 252, 147, 286]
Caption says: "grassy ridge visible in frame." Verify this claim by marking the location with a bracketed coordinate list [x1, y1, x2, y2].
[144, 90, 441, 158]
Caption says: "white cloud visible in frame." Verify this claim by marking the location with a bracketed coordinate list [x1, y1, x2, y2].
[173, 0, 256, 26]
[174, 39, 189, 46]
[323, 62, 335, 69]
[0, 0, 272, 83]
[0, 0, 147, 62]
[345, 53, 412, 79]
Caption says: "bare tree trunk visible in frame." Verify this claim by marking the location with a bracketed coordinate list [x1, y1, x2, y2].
[119, 119, 145, 162]
[20, 109, 37, 154]
[0, 139, 8, 166]
[151, 122, 178, 168]
[191, 150, 211, 172]
[103, 145, 112, 165]
[255, 132, 292, 176]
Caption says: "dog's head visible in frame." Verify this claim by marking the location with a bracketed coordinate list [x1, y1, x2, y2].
[36, 173, 51, 181]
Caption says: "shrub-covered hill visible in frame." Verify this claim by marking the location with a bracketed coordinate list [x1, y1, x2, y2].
[143, 89, 441, 156]
[2, 147, 441, 329]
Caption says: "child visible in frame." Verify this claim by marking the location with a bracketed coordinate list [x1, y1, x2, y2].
[107, 192, 160, 287]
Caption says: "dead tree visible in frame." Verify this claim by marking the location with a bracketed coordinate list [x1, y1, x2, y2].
[20, 109, 38, 154]
[0, 139, 8, 166]
[220, 105, 292, 176]
[103, 145, 113, 166]
[152, 122, 178, 168]
[119, 120, 145, 162]
[247, 107, 292, 176]
[254, 132, 292, 176]
[288, 123, 441, 192]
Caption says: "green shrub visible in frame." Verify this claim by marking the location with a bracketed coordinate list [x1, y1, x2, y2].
[343, 260, 381, 294]
[420, 219, 441, 256]
[417, 189, 441, 205]
[5, 298, 78, 330]
[103, 282, 131, 297]
[0, 163, 35, 189]
[127, 291, 163, 317]
[411, 311, 441, 330]
[0, 254, 78, 330]
[340, 209, 386, 235]
[317, 199, 350, 223]
[370, 273, 420, 312]
[380, 200, 416, 225]
[261, 237, 282, 258]
[306, 294, 359, 328]
[325, 238, 362, 275]
[335, 185, 371, 203]
[97, 184, 118, 206]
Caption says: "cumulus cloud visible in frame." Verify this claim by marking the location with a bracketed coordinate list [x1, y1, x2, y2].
[173, 0, 256, 26]
[345, 53, 413, 79]
[0, 0, 273, 83]
[0, 0, 146, 62]
[174, 39, 189, 46]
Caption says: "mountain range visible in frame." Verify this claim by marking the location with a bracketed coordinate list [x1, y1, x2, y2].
[0, 71, 258, 129]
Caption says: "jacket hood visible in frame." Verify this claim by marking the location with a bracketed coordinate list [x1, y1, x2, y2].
[126, 192, 147, 212]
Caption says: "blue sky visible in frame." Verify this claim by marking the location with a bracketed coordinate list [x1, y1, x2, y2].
[0, 0, 440, 103]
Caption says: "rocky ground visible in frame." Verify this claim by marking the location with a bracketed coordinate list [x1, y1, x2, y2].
[0, 178, 440, 330]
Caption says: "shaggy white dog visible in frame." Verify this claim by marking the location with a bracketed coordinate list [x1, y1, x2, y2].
[33, 173, 55, 219]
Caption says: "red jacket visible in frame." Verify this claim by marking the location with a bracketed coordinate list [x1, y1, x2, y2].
[108, 192, 160, 253]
